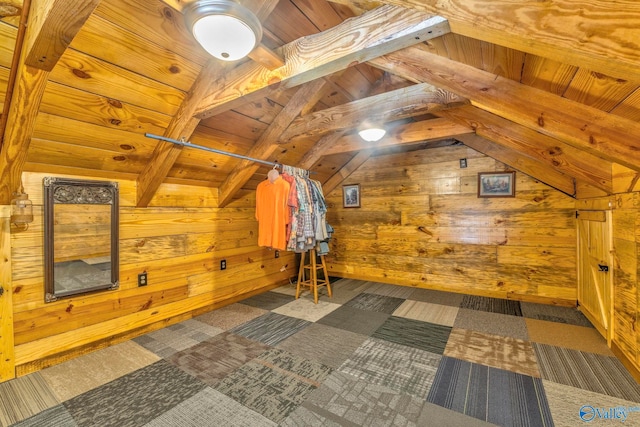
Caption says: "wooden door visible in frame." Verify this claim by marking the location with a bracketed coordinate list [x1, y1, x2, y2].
[0, 206, 15, 382]
[577, 210, 613, 344]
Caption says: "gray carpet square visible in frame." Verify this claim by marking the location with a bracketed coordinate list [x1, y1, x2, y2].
[239, 291, 295, 310]
[372, 316, 452, 354]
[0, 372, 59, 426]
[167, 331, 270, 386]
[9, 405, 77, 427]
[276, 323, 368, 369]
[316, 305, 390, 335]
[454, 308, 529, 340]
[363, 281, 416, 298]
[460, 295, 523, 316]
[408, 288, 464, 306]
[534, 343, 640, 401]
[215, 348, 332, 423]
[338, 337, 441, 398]
[229, 312, 311, 345]
[194, 303, 268, 330]
[427, 356, 553, 426]
[521, 301, 593, 327]
[144, 387, 276, 427]
[64, 360, 206, 427]
[344, 292, 405, 314]
[132, 318, 223, 358]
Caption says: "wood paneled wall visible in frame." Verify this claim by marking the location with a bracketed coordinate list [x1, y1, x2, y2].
[10, 172, 295, 375]
[324, 145, 577, 305]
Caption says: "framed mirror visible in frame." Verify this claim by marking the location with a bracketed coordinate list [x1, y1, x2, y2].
[44, 177, 119, 302]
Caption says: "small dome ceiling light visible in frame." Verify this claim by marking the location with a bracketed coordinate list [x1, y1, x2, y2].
[184, 0, 262, 61]
[358, 126, 386, 142]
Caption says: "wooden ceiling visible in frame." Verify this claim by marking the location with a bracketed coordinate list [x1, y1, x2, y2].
[0, 0, 639, 207]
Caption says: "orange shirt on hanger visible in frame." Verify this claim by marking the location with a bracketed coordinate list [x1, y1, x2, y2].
[255, 175, 291, 250]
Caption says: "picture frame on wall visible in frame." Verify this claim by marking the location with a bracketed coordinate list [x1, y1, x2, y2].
[342, 184, 361, 208]
[478, 171, 516, 198]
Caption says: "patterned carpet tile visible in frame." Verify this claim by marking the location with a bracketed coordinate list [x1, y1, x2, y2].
[520, 301, 592, 327]
[63, 360, 206, 427]
[543, 380, 640, 427]
[167, 331, 270, 386]
[9, 405, 77, 427]
[526, 319, 612, 356]
[194, 302, 268, 330]
[229, 312, 311, 346]
[344, 292, 405, 314]
[272, 297, 342, 322]
[534, 343, 640, 402]
[338, 337, 441, 399]
[132, 318, 224, 358]
[363, 281, 416, 299]
[238, 291, 295, 310]
[276, 323, 368, 369]
[145, 387, 277, 427]
[393, 300, 459, 327]
[316, 305, 390, 336]
[214, 348, 332, 423]
[271, 283, 299, 296]
[427, 356, 553, 426]
[460, 295, 523, 316]
[444, 328, 540, 378]
[454, 308, 529, 340]
[408, 288, 464, 307]
[39, 341, 160, 402]
[0, 373, 59, 427]
[372, 316, 452, 354]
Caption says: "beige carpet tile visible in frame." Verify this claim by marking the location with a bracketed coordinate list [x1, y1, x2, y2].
[407, 288, 465, 307]
[363, 281, 416, 299]
[39, 340, 160, 402]
[271, 283, 298, 296]
[393, 300, 459, 327]
[444, 328, 540, 378]
[454, 308, 529, 340]
[526, 318, 613, 356]
[543, 380, 640, 426]
[194, 302, 267, 330]
[272, 297, 341, 322]
[0, 373, 59, 426]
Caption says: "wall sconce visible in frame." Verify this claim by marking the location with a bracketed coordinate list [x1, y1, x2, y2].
[358, 127, 386, 142]
[11, 192, 33, 229]
[184, 0, 262, 61]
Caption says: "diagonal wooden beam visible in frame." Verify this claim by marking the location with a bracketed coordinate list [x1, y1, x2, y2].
[279, 83, 467, 142]
[323, 149, 374, 195]
[436, 105, 613, 193]
[195, 6, 450, 119]
[0, 0, 99, 203]
[334, 0, 640, 82]
[369, 46, 640, 172]
[217, 79, 328, 208]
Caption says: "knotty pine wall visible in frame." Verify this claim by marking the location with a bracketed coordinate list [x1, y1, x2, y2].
[10, 172, 295, 376]
[324, 144, 577, 305]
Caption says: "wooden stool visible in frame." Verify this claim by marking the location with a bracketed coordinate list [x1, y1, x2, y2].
[296, 248, 332, 304]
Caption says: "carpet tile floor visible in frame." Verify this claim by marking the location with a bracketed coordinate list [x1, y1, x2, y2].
[2, 278, 640, 427]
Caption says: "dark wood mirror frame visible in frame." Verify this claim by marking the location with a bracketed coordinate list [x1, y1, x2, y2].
[44, 177, 119, 302]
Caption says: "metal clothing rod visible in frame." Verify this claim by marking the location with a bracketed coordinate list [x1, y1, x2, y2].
[145, 133, 281, 168]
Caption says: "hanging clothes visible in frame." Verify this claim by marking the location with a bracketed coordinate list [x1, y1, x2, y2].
[255, 174, 291, 251]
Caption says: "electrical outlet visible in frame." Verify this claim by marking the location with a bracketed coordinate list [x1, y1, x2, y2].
[220, 259, 227, 270]
[138, 272, 148, 286]
[275, 250, 279, 259]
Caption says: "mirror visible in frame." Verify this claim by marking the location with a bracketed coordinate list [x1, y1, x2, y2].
[44, 177, 119, 302]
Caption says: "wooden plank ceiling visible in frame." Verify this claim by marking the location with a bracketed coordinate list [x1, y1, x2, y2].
[0, 0, 639, 206]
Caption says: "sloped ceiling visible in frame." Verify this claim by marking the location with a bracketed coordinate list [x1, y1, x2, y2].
[0, 0, 638, 207]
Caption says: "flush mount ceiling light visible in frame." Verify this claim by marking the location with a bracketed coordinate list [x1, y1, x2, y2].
[358, 127, 386, 142]
[184, 0, 262, 61]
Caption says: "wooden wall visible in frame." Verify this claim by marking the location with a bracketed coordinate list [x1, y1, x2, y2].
[324, 144, 577, 305]
[10, 172, 295, 375]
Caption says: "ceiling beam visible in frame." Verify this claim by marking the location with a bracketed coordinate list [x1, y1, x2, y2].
[436, 105, 613, 193]
[279, 83, 467, 142]
[217, 79, 328, 208]
[369, 46, 640, 172]
[323, 149, 373, 195]
[333, 0, 640, 82]
[194, 6, 451, 119]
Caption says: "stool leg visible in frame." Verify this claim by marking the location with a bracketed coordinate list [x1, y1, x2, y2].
[320, 255, 332, 298]
[311, 249, 318, 304]
[296, 251, 306, 299]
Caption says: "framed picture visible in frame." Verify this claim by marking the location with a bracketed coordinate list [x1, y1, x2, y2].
[342, 184, 361, 208]
[478, 171, 516, 198]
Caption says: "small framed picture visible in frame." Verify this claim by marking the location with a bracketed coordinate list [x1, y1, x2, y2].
[342, 184, 361, 208]
[478, 172, 515, 198]
[459, 158, 467, 168]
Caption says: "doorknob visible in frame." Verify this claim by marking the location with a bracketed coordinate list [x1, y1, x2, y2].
[598, 264, 609, 272]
